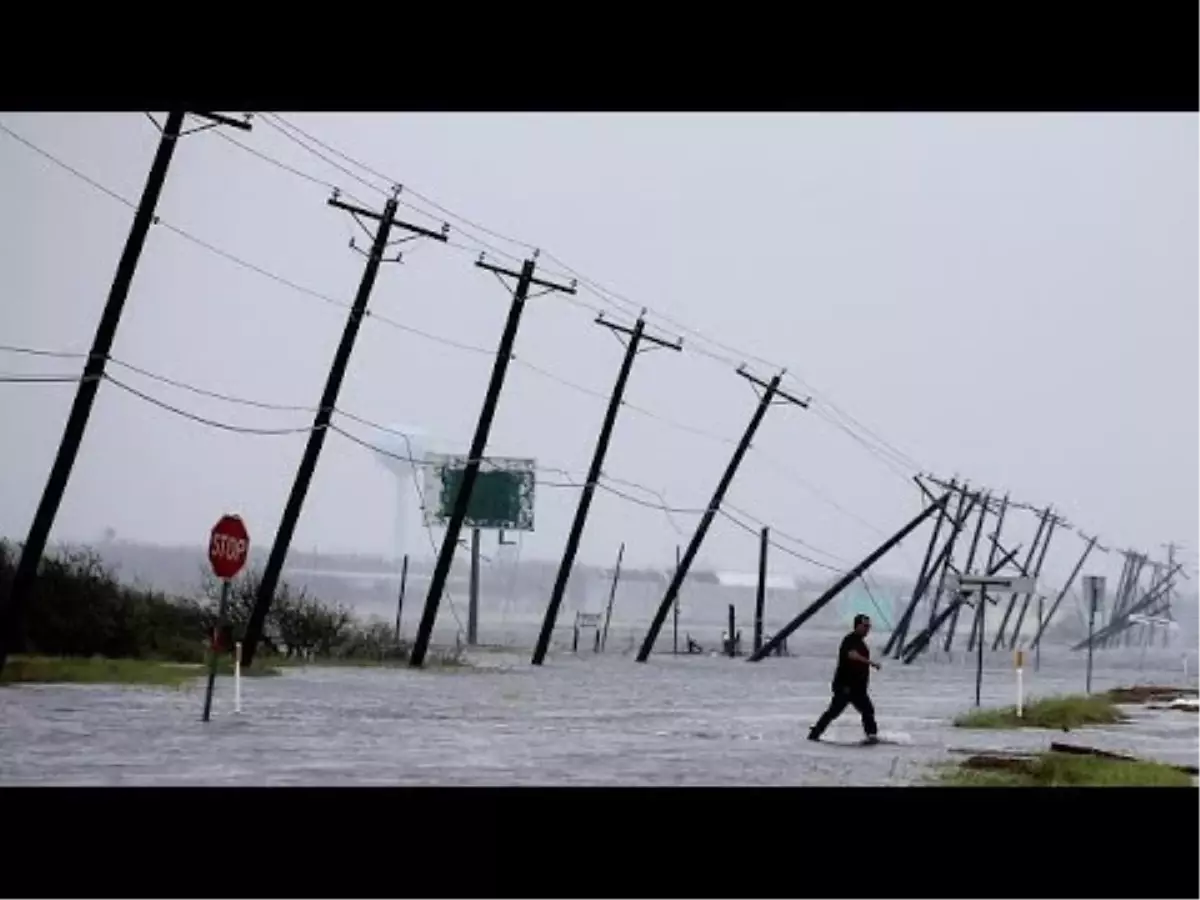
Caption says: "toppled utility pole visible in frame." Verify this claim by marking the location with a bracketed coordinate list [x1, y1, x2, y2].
[0, 112, 253, 674]
[242, 189, 448, 666]
[883, 476, 955, 657]
[533, 312, 680, 666]
[637, 367, 809, 662]
[410, 254, 576, 668]
[992, 507, 1051, 651]
[968, 493, 1009, 651]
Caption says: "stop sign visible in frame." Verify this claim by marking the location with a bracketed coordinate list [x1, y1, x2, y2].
[209, 514, 250, 580]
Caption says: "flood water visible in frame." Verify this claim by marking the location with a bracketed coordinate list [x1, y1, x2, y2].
[2, 628, 1196, 785]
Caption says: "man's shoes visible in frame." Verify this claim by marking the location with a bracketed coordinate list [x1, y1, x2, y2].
[862, 735, 881, 745]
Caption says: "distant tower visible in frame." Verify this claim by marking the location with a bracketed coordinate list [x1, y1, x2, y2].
[372, 424, 432, 564]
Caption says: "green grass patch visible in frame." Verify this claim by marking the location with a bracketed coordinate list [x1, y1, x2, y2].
[933, 752, 1195, 787]
[953, 694, 1128, 730]
[1, 655, 279, 687]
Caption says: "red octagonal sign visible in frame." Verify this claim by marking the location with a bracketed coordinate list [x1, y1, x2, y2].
[209, 514, 250, 581]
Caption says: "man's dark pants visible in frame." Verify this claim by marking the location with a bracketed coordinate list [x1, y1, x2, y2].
[809, 684, 878, 739]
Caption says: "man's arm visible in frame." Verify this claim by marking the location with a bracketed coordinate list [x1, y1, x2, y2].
[846, 649, 882, 670]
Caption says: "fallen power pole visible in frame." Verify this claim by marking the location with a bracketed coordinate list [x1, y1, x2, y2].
[0, 112, 253, 673]
[992, 506, 1051, 651]
[1073, 563, 1183, 651]
[968, 493, 1009, 652]
[754, 526, 769, 654]
[1008, 510, 1062, 648]
[886, 492, 978, 660]
[941, 491, 991, 652]
[901, 543, 1022, 664]
[883, 476, 955, 657]
[923, 485, 975, 634]
[749, 492, 952, 662]
[410, 254, 576, 668]
[1030, 533, 1099, 650]
[636, 367, 809, 662]
[599, 542, 624, 653]
[241, 189, 449, 666]
[533, 312, 680, 665]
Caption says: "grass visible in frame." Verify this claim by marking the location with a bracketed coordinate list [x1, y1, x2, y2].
[953, 693, 1128, 730]
[933, 751, 1195, 787]
[0, 655, 280, 688]
[266, 650, 470, 671]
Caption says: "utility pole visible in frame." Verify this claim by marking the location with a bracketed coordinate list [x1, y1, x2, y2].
[968, 494, 1009, 652]
[410, 254, 576, 667]
[1008, 510, 1061, 649]
[599, 542, 624, 653]
[750, 493, 952, 662]
[467, 528, 481, 646]
[754, 526, 769, 654]
[636, 368, 809, 662]
[924, 484, 974, 632]
[992, 507, 1050, 651]
[1030, 533, 1099, 650]
[941, 492, 990, 653]
[241, 189, 448, 666]
[0, 112, 255, 673]
[884, 477, 955, 657]
[673, 545, 681, 655]
[532, 313, 679, 665]
[394, 554, 409, 642]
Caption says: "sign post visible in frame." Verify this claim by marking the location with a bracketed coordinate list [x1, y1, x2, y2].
[945, 574, 1038, 708]
[203, 514, 250, 722]
[1014, 649, 1025, 718]
[1082, 574, 1105, 695]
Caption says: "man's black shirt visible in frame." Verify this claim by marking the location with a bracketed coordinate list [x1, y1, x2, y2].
[832, 631, 870, 691]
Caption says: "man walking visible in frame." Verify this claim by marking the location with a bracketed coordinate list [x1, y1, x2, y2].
[808, 613, 882, 743]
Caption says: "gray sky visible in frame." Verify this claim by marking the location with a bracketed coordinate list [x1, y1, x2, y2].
[1, 112, 1196, 585]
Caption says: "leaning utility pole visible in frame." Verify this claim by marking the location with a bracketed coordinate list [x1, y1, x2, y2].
[0, 112, 252, 673]
[941, 491, 990, 653]
[1008, 510, 1061, 649]
[1030, 533, 1099, 650]
[924, 484, 975, 632]
[992, 506, 1050, 651]
[754, 526, 769, 654]
[636, 368, 809, 662]
[750, 493, 953, 662]
[532, 313, 680, 665]
[968, 493, 1009, 652]
[410, 254, 576, 668]
[241, 189, 448, 666]
[884, 477, 955, 657]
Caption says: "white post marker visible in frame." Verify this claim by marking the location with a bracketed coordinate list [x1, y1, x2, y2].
[234, 641, 242, 714]
[1014, 649, 1025, 718]
[203, 513, 250, 723]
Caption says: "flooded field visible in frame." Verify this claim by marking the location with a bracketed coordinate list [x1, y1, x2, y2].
[2, 627, 1195, 786]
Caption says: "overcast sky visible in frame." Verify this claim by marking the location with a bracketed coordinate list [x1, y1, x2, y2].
[1, 112, 1195, 586]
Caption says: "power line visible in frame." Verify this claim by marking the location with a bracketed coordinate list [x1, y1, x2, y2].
[0, 374, 82, 384]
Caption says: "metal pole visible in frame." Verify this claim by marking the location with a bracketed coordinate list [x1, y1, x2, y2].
[637, 369, 806, 662]
[975, 589, 986, 707]
[727, 604, 736, 658]
[884, 478, 955, 657]
[244, 192, 447, 667]
[749, 492, 951, 662]
[534, 316, 678, 666]
[203, 578, 230, 722]
[394, 554, 409, 642]
[0, 112, 189, 672]
[468, 528, 480, 646]
[754, 526, 769, 654]
[600, 543, 624, 652]
[411, 257, 574, 667]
